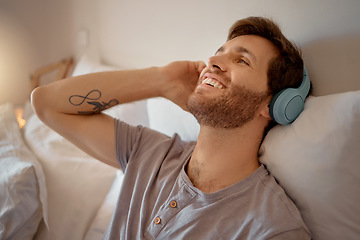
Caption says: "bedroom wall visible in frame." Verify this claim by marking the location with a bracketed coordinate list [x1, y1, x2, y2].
[93, 0, 360, 96]
[0, 0, 75, 105]
[1, 0, 359, 106]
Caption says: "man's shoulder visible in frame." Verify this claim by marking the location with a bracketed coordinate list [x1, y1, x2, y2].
[244, 166, 311, 237]
[254, 166, 300, 214]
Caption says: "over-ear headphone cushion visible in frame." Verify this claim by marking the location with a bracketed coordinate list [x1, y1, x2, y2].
[269, 89, 305, 125]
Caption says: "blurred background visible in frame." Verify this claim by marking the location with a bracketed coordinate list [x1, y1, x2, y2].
[1, 0, 359, 105]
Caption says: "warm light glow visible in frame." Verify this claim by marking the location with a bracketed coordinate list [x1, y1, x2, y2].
[14, 107, 26, 129]
[0, 12, 34, 105]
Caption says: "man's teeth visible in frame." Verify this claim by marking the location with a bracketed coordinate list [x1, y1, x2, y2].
[201, 78, 224, 89]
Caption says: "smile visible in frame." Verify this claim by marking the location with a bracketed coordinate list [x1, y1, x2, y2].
[201, 78, 225, 89]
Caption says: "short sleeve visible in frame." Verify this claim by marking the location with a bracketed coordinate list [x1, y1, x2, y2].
[115, 119, 144, 170]
[114, 119, 172, 171]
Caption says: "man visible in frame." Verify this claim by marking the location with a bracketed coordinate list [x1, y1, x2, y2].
[32, 17, 311, 239]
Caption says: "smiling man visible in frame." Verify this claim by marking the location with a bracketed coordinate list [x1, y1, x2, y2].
[32, 17, 311, 239]
[185, 34, 279, 194]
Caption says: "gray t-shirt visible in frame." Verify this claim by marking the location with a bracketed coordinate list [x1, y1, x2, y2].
[103, 119, 311, 239]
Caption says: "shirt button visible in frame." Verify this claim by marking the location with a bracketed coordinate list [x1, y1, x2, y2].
[170, 200, 177, 208]
[154, 217, 161, 225]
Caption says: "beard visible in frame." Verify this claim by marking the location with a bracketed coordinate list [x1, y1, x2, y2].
[187, 85, 269, 129]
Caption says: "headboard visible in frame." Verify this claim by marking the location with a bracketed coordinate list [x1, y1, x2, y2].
[82, 0, 360, 96]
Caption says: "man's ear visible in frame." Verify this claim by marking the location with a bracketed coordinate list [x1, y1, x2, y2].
[259, 98, 272, 120]
[260, 105, 271, 120]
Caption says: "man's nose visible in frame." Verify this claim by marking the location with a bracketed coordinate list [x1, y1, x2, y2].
[208, 55, 227, 72]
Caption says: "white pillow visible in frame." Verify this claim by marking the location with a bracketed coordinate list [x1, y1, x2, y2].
[0, 103, 47, 240]
[23, 112, 117, 240]
[104, 100, 149, 127]
[259, 90, 360, 240]
[71, 55, 118, 77]
[84, 170, 123, 240]
[147, 97, 199, 141]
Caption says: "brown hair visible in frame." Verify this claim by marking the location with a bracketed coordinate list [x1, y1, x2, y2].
[228, 17, 304, 96]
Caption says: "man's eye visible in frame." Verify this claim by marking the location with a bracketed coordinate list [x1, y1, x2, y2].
[235, 59, 249, 65]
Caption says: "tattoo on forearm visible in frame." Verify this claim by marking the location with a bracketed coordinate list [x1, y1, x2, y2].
[69, 89, 119, 114]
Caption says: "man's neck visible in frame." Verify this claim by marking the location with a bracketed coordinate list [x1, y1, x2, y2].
[187, 123, 263, 193]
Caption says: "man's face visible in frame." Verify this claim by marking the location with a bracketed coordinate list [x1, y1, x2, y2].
[187, 35, 278, 128]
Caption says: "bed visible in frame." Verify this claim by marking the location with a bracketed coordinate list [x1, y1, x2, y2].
[1, 52, 360, 240]
[1, 1, 360, 240]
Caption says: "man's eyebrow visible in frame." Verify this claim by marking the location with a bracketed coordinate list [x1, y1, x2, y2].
[215, 46, 257, 63]
[234, 46, 257, 63]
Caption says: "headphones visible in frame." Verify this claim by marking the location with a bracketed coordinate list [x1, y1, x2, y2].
[269, 67, 311, 125]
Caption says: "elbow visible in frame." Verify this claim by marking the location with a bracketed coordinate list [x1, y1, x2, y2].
[31, 86, 49, 121]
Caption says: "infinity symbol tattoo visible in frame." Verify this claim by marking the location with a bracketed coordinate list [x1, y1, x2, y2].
[69, 89, 101, 106]
[68, 89, 119, 114]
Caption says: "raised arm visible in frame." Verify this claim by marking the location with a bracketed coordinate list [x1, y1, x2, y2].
[31, 61, 205, 168]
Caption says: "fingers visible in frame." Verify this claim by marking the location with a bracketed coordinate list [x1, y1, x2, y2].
[196, 61, 207, 74]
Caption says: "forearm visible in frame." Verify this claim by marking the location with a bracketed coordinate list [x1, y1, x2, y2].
[32, 67, 164, 117]
[29, 61, 203, 167]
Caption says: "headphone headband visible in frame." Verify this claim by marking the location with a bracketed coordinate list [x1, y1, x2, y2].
[299, 67, 311, 100]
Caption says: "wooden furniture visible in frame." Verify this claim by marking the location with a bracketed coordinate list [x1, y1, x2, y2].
[30, 57, 73, 91]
